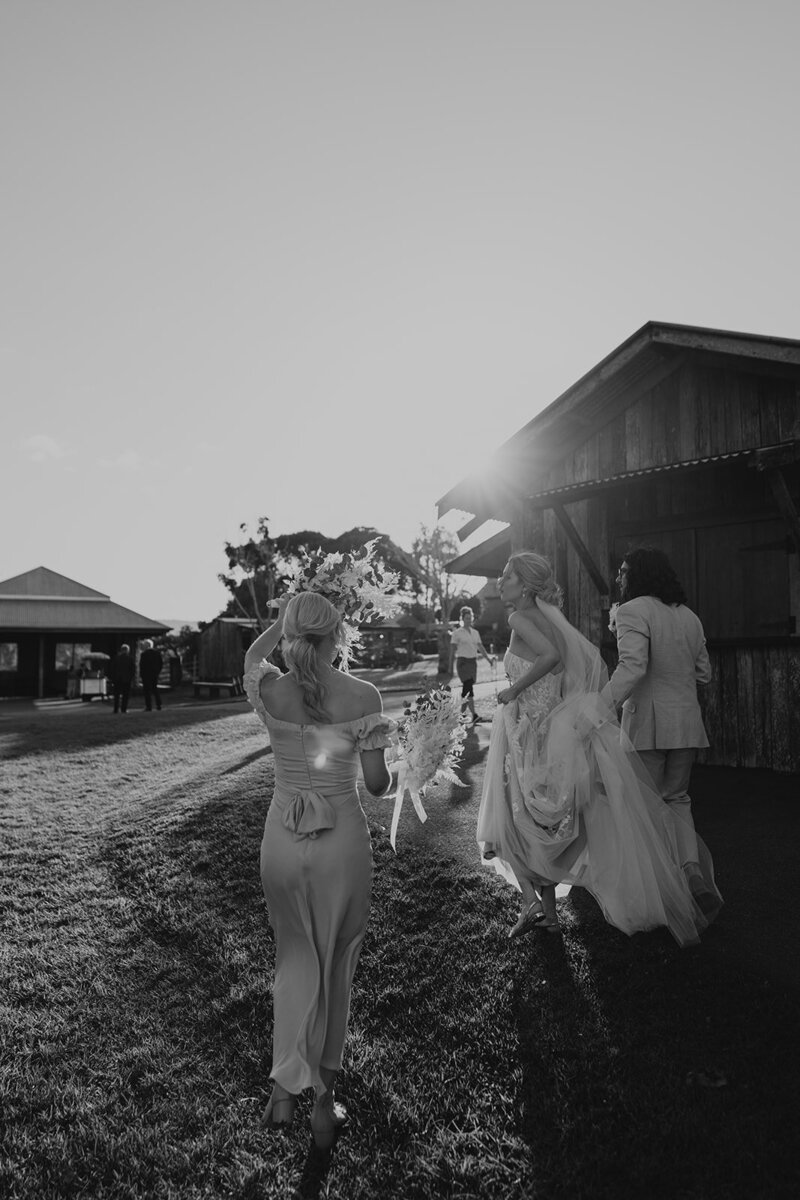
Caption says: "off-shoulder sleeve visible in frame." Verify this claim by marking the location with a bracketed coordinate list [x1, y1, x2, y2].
[243, 659, 283, 724]
[353, 712, 397, 751]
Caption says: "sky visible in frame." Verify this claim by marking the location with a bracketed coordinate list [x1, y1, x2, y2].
[2, 0, 799, 622]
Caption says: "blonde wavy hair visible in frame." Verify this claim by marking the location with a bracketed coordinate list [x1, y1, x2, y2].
[282, 592, 346, 722]
[506, 551, 564, 608]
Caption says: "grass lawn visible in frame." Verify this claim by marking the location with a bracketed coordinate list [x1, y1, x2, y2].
[1, 701, 797, 1199]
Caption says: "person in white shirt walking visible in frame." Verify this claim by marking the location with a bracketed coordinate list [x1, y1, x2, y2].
[448, 606, 493, 723]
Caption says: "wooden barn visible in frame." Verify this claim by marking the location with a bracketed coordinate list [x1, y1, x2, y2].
[196, 617, 258, 681]
[0, 566, 170, 699]
[437, 321, 800, 772]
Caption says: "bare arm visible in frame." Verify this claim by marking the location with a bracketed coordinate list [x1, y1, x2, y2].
[243, 596, 290, 673]
[358, 687, 391, 795]
[476, 631, 493, 664]
[498, 612, 561, 704]
[360, 748, 391, 796]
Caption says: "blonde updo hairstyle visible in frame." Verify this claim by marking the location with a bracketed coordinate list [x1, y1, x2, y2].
[507, 551, 564, 608]
[282, 592, 347, 722]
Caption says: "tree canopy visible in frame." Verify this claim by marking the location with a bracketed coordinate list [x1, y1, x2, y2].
[410, 524, 471, 633]
[218, 522, 421, 628]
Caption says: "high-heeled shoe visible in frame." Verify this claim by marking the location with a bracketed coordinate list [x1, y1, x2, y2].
[533, 913, 561, 936]
[508, 899, 545, 939]
[310, 1091, 349, 1151]
[509, 900, 562, 938]
[263, 1088, 297, 1130]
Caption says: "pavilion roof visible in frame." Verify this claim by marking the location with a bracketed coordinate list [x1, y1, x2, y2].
[0, 567, 170, 634]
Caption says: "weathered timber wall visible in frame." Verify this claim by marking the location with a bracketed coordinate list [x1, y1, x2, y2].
[700, 644, 800, 772]
[198, 622, 252, 680]
[540, 364, 800, 490]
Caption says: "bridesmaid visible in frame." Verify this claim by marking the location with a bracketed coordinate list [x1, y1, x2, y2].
[243, 592, 394, 1149]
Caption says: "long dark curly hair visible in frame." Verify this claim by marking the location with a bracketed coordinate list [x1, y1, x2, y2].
[621, 547, 687, 605]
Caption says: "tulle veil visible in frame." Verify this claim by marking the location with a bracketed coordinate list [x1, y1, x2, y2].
[477, 598, 723, 947]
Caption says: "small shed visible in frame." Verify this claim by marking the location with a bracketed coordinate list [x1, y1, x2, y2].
[0, 566, 170, 699]
[437, 321, 800, 772]
[197, 617, 259, 680]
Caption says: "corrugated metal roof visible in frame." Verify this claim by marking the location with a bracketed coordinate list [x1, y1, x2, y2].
[527, 449, 754, 506]
[444, 451, 757, 567]
[437, 320, 800, 522]
[0, 598, 170, 632]
[0, 566, 109, 598]
[0, 566, 169, 632]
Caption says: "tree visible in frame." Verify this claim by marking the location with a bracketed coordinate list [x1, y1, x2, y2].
[219, 521, 420, 628]
[410, 524, 469, 670]
[410, 524, 462, 630]
[278, 526, 422, 594]
[219, 518, 287, 630]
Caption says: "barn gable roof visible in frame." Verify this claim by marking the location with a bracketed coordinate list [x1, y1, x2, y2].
[436, 321, 800, 533]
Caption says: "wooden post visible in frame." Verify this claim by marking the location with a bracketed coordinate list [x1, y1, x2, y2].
[38, 634, 45, 698]
[764, 467, 800, 557]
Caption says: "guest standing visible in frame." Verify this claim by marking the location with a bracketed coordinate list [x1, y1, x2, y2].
[109, 644, 135, 714]
[243, 592, 393, 1149]
[139, 640, 163, 712]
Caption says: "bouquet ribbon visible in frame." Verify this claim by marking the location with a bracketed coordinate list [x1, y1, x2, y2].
[390, 760, 428, 851]
[282, 789, 336, 839]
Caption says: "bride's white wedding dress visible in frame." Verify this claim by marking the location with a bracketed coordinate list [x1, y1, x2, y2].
[477, 603, 722, 948]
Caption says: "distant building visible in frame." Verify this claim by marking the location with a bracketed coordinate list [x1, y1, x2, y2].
[438, 321, 800, 771]
[357, 614, 419, 667]
[196, 616, 259, 680]
[0, 566, 170, 698]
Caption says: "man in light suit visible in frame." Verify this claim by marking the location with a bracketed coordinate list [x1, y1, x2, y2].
[608, 547, 712, 868]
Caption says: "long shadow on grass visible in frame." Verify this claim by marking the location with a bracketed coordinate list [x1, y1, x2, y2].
[1, 759, 280, 1198]
[451, 723, 490, 803]
[92, 760, 277, 1070]
[293, 1143, 337, 1200]
[219, 746, 274, 774]
[0, 700, 250, 760]
[509, 848, 800, 1200]
[92, 760, 372, 1196]
[84, 748, 800, 1198]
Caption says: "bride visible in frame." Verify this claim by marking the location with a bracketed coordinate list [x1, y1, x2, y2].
[477, 551, 722, 947]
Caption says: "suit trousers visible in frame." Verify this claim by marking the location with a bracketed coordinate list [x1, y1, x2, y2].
[637, 748, 699, 867]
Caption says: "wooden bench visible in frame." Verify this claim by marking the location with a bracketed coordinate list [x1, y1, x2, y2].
[193, 677, 244, 700]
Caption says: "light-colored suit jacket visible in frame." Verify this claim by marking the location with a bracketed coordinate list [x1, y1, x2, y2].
[608, 596, 711, 750]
